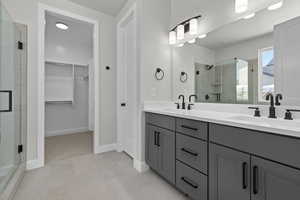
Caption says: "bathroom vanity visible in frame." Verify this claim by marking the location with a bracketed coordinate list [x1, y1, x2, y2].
[145, 111, 300, 200]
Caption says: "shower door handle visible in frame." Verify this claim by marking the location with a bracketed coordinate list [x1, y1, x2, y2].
[0, 90, 13, 112]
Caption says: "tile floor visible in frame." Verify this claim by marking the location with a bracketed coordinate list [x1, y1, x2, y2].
[13, 133, 188, 200]
[45, 132, 93, 164]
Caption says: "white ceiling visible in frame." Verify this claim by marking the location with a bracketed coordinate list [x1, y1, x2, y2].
[69, 0, 128, 16]
[45, 12, 93, 48]
[196, 0, 300, 49]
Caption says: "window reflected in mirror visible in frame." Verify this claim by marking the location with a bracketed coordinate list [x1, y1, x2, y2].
[258, 47, 274, 102]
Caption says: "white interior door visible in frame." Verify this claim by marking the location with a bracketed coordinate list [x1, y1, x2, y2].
[118, 13, 137, 158]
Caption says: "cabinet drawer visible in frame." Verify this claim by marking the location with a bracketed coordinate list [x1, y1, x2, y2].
[176, 133, 207, 174]
[176, 118, 208, 140]
[176, 161, 207, 200]
[210, 123, 300, 169]
[146, 112, 175, 131]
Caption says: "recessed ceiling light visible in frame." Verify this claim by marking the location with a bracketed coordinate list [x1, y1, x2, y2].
[198, 34, 207, 39]
[188, 39, 196, 44]
[243, 13, 256, 19]
[56, 22, 69, 30]
[268, 1, 283, 10]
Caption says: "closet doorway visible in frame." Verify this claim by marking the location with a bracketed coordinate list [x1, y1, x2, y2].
[37, 5, 100, 166]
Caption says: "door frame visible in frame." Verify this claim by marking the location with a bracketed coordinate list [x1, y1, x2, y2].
[117, 3, 139, 160]
[37, 3, 100, 167]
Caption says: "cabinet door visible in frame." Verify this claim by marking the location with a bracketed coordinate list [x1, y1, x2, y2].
[210, 144, 251, 200]
[145, 125, 158, 171]
[157, 128, 175, 184]
[251, 156, 300, 200]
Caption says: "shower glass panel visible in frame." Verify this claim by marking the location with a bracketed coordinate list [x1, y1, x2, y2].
[0, 2, 22, 194]
[195, 58, 249, 104]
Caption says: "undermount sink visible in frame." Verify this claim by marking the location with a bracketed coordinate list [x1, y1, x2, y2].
[229, 115, 300, 129]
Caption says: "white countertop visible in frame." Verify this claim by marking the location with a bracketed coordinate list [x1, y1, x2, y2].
[144, 106, 300, 139]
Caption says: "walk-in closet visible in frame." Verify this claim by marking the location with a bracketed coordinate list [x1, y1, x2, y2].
[44, 12, 94, 164]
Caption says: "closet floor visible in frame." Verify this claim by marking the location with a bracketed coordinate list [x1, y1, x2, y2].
[45, 132, 93, 164]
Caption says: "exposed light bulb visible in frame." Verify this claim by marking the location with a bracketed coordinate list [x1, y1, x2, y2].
[243, 13, 255, 19]
[177, 25, 185, 40]
[56, 22, 69, 30]
[268, 1, 283, 10]
[235, 0, 248, 13]
[198, 34, 207, 39]
[169, 31, 176, 45]
[189, 18, 198, 35]
[188, 39, 196, 44]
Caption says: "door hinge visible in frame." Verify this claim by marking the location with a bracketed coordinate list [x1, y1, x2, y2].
[18, 145, 23, 154]
[18, 41, 23, 50]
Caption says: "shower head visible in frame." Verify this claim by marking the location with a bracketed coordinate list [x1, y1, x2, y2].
[205, 65, 214, 70]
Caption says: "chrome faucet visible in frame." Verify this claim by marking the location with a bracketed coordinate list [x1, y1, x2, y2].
[266, 93, 276, 118]
[178, 95, 186, 110]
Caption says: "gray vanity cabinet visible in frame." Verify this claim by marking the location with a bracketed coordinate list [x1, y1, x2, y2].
[145, 113, 175, 184]
[251, 156, 300, 200]
[209, 144, 251, 200]
[145, 125, 159, 171]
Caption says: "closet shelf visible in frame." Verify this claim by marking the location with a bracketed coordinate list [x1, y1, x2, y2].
[45, 60, 88, 67]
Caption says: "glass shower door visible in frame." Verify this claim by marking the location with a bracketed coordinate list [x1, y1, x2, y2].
[0, 2, 22, 194]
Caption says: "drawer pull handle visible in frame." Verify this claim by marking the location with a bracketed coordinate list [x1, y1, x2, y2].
[242, 162, 248, 189]
[181, 125, 198, 131]
[181, 148, 198, 157]
[181, 177, 198, 189]
[253, 166, 259, 195]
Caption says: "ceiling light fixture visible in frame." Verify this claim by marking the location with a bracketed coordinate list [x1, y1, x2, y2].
[177, 43, 184, 47]
[198, 34, 207, 39]
[268, 1, 283, 10]
[56, 22, 69, 30]
[243, 13, 256, 19]
[235, 0, 248, 13]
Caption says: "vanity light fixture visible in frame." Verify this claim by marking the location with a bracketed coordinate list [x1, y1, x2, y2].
[188, 39, 196, 44]
[198, 34, 207, 39]
[189, 18, 198, 35]
[268, 1, 283, 10]
[177, 25, 185, 40]
[235, 0, 248, 13]
[56, 22, 69, 30]
[169, 31, 177, 45]
[243, 13, 256, 19]
[169, 15, 202, 46]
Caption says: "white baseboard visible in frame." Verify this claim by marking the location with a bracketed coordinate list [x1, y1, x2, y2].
[0, 165, 14, 177]
[26, 159, 43, 170]
[95, 144, 117, 154]
[133, 159, 149, 173]
[45, 127, 89, 137]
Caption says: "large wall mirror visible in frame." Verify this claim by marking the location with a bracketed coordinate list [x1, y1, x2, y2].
[172, 0, 300, 105]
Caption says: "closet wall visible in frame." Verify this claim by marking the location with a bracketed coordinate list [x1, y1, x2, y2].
[45, 13, 93, 137]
